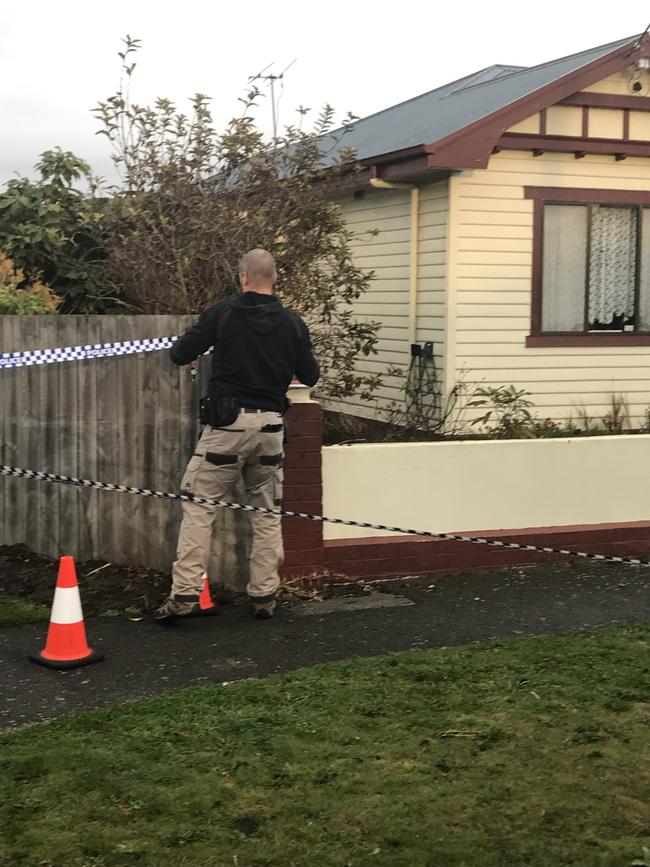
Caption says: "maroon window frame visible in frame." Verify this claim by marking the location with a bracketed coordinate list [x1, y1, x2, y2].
[524, 186, 650, 347]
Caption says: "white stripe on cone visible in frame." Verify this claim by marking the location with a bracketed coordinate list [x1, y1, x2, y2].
[50, 586, 84, 624]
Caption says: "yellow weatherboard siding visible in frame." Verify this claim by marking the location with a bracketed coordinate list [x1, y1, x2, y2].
[630, 111, 650, 140]
[583, 69, 646, 94]
[589, 108, 624, 139]
[451, 150, 650, 426]
[333, 187, 410, 418]
[334, 181, 448, 419]
[507, 114, 540, 134]
[546, 106, 582, 137]
[416, 181, 448, 376]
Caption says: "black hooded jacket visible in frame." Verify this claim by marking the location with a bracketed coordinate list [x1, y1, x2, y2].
[170, 292, 320, 414]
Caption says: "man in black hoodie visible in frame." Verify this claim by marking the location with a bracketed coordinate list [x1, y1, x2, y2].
[155, 249, 320, 622]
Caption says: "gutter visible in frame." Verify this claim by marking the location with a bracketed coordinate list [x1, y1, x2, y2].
[369, 178, 420, 347]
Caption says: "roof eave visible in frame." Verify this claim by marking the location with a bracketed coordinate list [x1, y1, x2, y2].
[334, 144, 450, 185]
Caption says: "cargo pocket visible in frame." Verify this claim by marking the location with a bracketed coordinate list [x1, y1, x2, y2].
[244, 454, 282, 499]
[181, 455, 204, 494]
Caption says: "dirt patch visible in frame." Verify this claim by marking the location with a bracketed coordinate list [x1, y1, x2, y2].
[323, 409, 447, 445]
[0, 545, 171, 615]
[0, 546, 332, 616]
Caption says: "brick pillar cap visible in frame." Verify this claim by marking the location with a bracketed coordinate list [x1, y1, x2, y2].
[288, 382, 315, 404]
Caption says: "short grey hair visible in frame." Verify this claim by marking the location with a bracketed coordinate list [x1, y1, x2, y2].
[239, 249, 277, 285]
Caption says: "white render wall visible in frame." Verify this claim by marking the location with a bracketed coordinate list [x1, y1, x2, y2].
[322, 435, 650, 540]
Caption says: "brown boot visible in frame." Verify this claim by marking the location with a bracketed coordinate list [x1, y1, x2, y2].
[153, 595, 200, 624]
[252, 598, 277, 620]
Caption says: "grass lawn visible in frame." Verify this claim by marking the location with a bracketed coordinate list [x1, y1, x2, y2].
[1, 625, 650, 867]
[0, 594, 50, 627]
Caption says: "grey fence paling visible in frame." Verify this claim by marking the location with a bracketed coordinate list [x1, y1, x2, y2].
[0, 315, 251, 584]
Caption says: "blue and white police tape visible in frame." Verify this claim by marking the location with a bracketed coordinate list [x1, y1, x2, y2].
[0, 463, 647, 567]
[0, 336, 178, 369]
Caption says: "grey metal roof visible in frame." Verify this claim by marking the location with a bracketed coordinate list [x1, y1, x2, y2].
[321, 35, 638, 163]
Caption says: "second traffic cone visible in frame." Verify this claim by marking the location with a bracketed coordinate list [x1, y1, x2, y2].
[199, 573, 219, 616]
[30, 556, 104, 670]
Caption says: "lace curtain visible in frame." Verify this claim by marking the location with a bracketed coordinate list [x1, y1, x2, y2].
[542, 205, 587, 332]
[640, 208, 650, 330]
[588, 206, 637, 328]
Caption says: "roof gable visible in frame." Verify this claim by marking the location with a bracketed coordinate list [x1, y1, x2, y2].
[323, 33, 650, 173]
[426, 33, 650, 169]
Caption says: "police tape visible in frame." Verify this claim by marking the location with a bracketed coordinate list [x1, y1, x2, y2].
[1, 463, 647, 568]
[0, 336, 177, 369]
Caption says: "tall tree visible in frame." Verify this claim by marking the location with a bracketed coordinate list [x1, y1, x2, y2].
[94, 37, 383, 401]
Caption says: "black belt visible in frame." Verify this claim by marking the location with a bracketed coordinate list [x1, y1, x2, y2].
[241, 407, 279, 414]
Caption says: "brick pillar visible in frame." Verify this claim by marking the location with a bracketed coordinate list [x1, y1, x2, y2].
[281, 388, 324, 577]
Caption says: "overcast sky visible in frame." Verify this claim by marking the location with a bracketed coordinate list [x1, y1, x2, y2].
[2, 1, 647, 187]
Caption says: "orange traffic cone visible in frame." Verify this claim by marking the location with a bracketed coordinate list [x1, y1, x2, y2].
[199, 572, 219, 616]
[30, 556, 104, 670]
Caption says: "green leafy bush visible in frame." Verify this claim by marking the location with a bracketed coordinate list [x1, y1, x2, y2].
[0, 148, 105, 312]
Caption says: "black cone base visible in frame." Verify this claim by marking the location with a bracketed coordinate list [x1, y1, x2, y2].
[29, 649, 105, 670]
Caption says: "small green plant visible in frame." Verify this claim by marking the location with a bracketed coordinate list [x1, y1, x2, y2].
[530, 418, 564, 438]
[573, 394, 630, 435]
[601, 393, 629, 434]
[468, 385, 536, 439]
[573, 405, 601, 434]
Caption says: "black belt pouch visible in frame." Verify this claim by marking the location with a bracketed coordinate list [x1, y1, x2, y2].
[199, 395, 241, 427]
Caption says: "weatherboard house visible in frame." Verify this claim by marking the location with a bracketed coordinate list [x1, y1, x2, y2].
[327, 33, 650, 426]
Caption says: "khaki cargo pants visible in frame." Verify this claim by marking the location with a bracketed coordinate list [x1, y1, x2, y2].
[171, 410, 284, 601]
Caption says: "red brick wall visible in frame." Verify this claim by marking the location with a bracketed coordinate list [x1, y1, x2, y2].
[322, 524, 650, 582]
[281, 402, 324, 576]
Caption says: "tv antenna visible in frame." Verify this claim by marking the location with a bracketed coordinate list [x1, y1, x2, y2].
[248, 59, 297, 138]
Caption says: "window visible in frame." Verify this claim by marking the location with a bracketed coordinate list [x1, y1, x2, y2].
[525, 187, 650, 346]
[542, 203, 650, 333]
